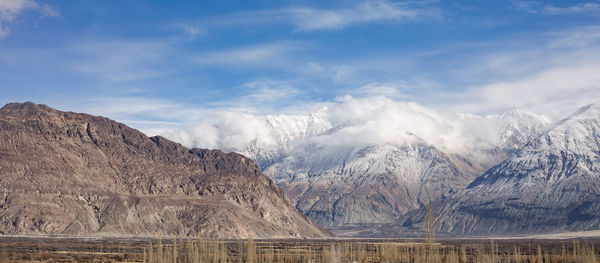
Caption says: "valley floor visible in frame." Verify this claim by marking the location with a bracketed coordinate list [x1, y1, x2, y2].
[0, 235, 599, 262]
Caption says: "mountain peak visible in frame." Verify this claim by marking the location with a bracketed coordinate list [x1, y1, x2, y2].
[568, 100, 600, 120]
[0, 102, 54, 115]
[500, 109, 551, 123]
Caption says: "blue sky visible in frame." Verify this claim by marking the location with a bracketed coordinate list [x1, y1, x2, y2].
[1, 0, 599, 134]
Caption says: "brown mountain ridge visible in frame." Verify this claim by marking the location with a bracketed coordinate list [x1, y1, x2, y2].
[0, 102, 329, 238]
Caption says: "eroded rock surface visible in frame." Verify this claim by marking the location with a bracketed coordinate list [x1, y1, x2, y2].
[0, 102, 329, 238]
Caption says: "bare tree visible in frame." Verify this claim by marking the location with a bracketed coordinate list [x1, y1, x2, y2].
[423, 204, 435, 262]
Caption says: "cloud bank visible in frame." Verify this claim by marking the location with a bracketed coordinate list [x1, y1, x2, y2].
[155, 96, 551, 160]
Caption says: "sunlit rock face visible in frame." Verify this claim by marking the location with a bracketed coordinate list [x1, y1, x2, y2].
[0, 102, 330, 239]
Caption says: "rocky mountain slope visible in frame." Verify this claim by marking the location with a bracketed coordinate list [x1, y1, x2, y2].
[264, 142, 484, 227]
[0, 102, 329, 238]
[227, 107, 551, 228]
[400, 102, 600, 236]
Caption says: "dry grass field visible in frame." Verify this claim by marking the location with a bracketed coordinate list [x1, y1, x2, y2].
[0, 236, 598, 262]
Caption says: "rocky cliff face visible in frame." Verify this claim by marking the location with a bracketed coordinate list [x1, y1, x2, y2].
[400, 102, 600, 236]
[0, 102, 329, 238]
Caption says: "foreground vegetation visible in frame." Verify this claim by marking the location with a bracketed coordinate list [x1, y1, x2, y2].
[143, 238, 598, 263]
[0, 236, 598, 262]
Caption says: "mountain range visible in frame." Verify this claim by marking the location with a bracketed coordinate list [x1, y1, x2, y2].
[171, 99, 599, 237]
[208, 104, 553, 231]
[2, 100, 598, 238]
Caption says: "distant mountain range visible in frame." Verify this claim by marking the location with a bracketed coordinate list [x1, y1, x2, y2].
[0, 102, 329, 238]
[183, 99, 600, 236]
[220, 105, 553, 231]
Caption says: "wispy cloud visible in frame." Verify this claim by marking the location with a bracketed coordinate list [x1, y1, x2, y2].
[67, 40, 175, 82]
[287, 1, 440, 31]
[239, 79, 300, 104]
[196, 78, 314, 114]
[0, 0, 59, 38]
[61, 25, 599, 119]
[196, 42, 303, 68]
[514, 1, 600, 15]
[459, 64, 600, 115]
[193, 0, 439, 33]
[448, 26, 600, 117]
[172, 23, 206, 41]
[544, 1, 600, 14]
[38, 3, 59, 17]
[84, 97, 182, 116]
[354, 82, 406, 99]
[71, 78, 303, 127]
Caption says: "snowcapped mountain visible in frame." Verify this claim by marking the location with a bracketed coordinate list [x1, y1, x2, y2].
[497, 109, 553, 151]
[230, 102, 552, 228]
[161, 98, 552, 229]
[457, 109, 552, 153]
[401, 101, 600, 236]
[239, 107, 332, 168]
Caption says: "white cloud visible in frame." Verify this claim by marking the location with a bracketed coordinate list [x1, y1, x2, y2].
[146, 95, 551, 159]
[317, 96, 463, 149]
[457, 64, 600, 117]
[0, 0, 59, 38]
[544, 26, 600, 49]
[543, 1, 600, 15]
[0, 0, 37, 20]
[305, 62, 324, 73]
[514, 1, 600, 15]
[162, 123, 220, 149]
[160, 110, 278, 152]
[354, 82, 406, 98]
[192, 0, 439, 33]
[39, 3, 59, 17]
[239, 79, 300, 104]
[172, 23, 206, 41]
[84, 97, 181, 116]
[68, 40, 174, 82]
[288, 1, 439, 31]
[196, 78, 313, 115]
[298, 62, 363, 84]
[447, 26, 600, 117]
[196, 42, 301, 68]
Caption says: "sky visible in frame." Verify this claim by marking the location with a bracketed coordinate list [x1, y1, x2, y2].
[0, 0, 599, 147]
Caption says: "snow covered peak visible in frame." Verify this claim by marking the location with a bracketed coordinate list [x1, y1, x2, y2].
[469, 101, 600, 188]
[528, 101, 600, 156]
[496, 109, 552, 150]
[559, 100, 600, 123]
[500, 109, 552, 125]
[263, 107, 332, 144]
